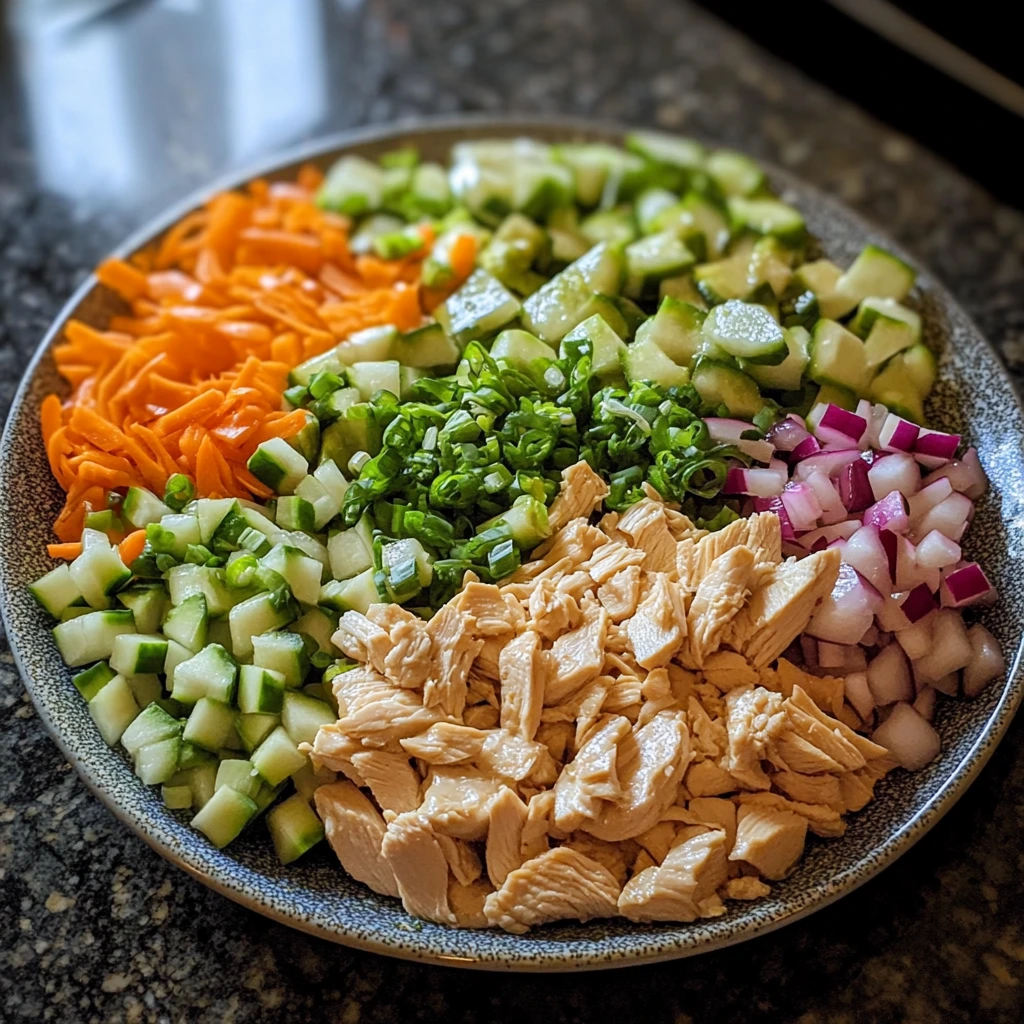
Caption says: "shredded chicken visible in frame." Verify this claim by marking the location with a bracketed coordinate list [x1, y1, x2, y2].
[547, 462, 610, 531]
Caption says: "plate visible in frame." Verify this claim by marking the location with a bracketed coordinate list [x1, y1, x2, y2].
[2, 117, 1022, 971]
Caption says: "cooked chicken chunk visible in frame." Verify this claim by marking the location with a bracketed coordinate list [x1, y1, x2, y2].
[564, 836, 633, 887]
[723, 876, 772, 901]
[522, 790, 557, 858]
[307, 723, 366, 782]
[687, 797, 738, 853]
[436, 835, 483, 886]
[423, 603, 484, 718]
[685, 759, 737, 798]
[624, 573, 687, 670]
[530, 518, 608, 571]
[583, 540, 647, 586]
[483, 846, 621, 933]
[333, 672, 446, 749]
[381, 812, 456, 925]
[619, 830, 729, 922]
[526, 578, 580, 640]
[772, 770, 842, 806]
[547, 461, 610, 531]
[349, 751, 421, 814]
[456, 582, 519, 636]
[399, 723, 489, 765]
[365, 604, 435, 689]
[419, 769, 502, 841]
[701, 650, 760, 691]
[475, 730, 554, 783]
[685, 545, 756, 668]
[729, 804, 807, 880]
[616, 499, 678, 575]
[332, 612, 392, 674]
[553, 714, 632, 834]
[597, 564, 642, 623]
[724, 686, 787, 784]
[546, 597, 609, 704]
[486, 786, 529, 888]
[447, 879, 494, 928]
[499, 629, 546, 741]
[314, 782, 399, 898]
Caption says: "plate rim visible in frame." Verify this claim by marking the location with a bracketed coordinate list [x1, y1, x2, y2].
[2, 113, 1023, 971]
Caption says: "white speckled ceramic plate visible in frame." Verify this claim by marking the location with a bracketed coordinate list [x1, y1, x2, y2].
[2, 118, 1022, 971]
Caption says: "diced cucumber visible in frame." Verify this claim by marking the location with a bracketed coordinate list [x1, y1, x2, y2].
[808, 319, 871, 395]
[229, 591, 299, 661]
[694, 251, 752, 306]
[149, 513, 201, 560]
[121, 487, 172, 529]
[335, 324, 399, 365]
[664, 192, 731, 260]
[555, 143, 644, 208]
[162, 783, 193, 810]
[186, 760, 218, 809]
[109, 633, 168, 676]
[162, 593, 209, 653]
[267, 792, 325, 865]
[747, 236, 797, 297]
[238, 664, 286, 715]
[728, 197, 805, 245]
[53, 610, 136, 667]
[293, 477, 337, 533]
[194, 498, 237, 546]
[691, 360, 764, 418]
[134, 735, 182, 786]
[288, 348, 344, 387]
[406, 161, 450, 216]
[215, 758, 262, 799]
[632, 297, 704, 366]
[292, 608, 339, 656]
[281, 691, 335, 746]
[902, 344, 938, 397]
[623, 231, 696, 298]
[261, 544, 323, 607]
[836, 245, 916, 307]
[126, 673, 162, 709]
[437, 269, 521, 348]
[69, 545, 131, 609]
[236, 712, 280, 753]
[701, 299, 787, 365]
[251, 725, 307, 787]
[659, 275, 707, 309]
[479, 212, 550, 294]
[190, 783, 257, 849]
[849, 296, 922, 341]
[166, 564, 235, 618]
[252, 632, 309, 688]
[72, 661, 116, 701]
[163, 638, 194, 688]
[275, 496, 315, 533]
[706, 149, 765, 197]
[121, 702, 181, 756]
[286, 410, 322, 464]
[568, 293, 636, 341]
[492, 329, 557, 371]
[319, 567, 378, 614]
[60, 606, 92, 622]
[393, 323, 461, 369]
[559, 315, 627, 381]
[29, 564, 83, 619]
[793, 259, 855, 320]
[380, 538, 433, 602]
[347, 360, 401, 402]
[521, 242, 625, 343]
[480, 496, 552, 551]
[862, 315, 916, 369]
[292, 761, 336, 801]
[627, 131, 705, 172]
[182, 696, 237, 752]
[580, 206, 638, 248]
[177, 740, 213, 772]
[745, 325, 810, 391]
[247, 438, 309, 496]
[170, 644, 238, 706]
[869, 358, 926, 423]
[622, 335, 691, 389]
[635, 188, 680, 235]
[317, 155, 384, 215]
[814, 382, 858, 411]
[117, 584, 169, 634]
[238, 504, 277, 538]
[88, 674, 140, 746]
[327, 516, 374, 582]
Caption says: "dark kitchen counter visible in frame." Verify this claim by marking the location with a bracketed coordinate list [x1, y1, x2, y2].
[1, 1, 1023, 1021]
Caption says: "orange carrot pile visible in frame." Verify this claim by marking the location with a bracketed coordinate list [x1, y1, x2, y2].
[41, 165, 475, 541]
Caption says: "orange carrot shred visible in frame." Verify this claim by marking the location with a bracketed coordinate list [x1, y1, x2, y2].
[118, 530, 148, 565]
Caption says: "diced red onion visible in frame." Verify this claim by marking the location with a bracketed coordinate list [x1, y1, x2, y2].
[836, 458, 874, 513]
[859, 401, 890, 449]
[931, 671, 959, 697]
[962, 624, 1005, 697]
[792, 448, 862, 481]
[860, 623, 880, 647]
[752, 495, 797, 541]
[799, 635, 819, 669]
[878, 413, 920, 453]
[791, 435, 823, 462]
[817, 641, 868, 672]
[867, 451, 921, 502]
[914, 529, 961, 570]
[767, 414, 812, 453]
[872, 701, 941, 770]
[896, 612, 935, 660]
[878, 529, 898, 580]
[922, 446, 988, 501]
[867, 643, 914, 705]
[845, 670, 875, 720]
[796, 521, 859, 550]
[842, 524, 893, 593]
[912, 609, 973, 683]
[913, 427, 961, 468]
[895, 537, 940, 593]
[906, 477, 952, 522]
[780, 481, 823, 532]
[705, 417, 774, 463]
[877, 591, 912, 634]
[911, 492, 972, 543]
[939, 562, 993, 608]
[900, 583, 937, 623]
[803, 470, 847, 525]
[912, 686, 936, 722]
[806, 562, 882, 645]
[862, 490, 910, 534]
[809, 402, 868, 448]
[724, 465, 787, 498]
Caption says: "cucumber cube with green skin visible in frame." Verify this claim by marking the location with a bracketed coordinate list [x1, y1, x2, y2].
[163, 638, 194, 690]
[727, 198, 805, 245]
[69, 544, 131, 610]
[580, 206, 638, 247]
[836, 244, 916, 305]
[261, 544, 323, 607]
[747, 236, 797, 297]
[148, 513, 201, 560]
[238, 664, 286, 715]
[215, 758, 262, 799]
[863, 315, 916, 369]
[170, 643, 238, 706]
[439, 269, 521, 347]
[317, 155, 384, 215]
[849, 296, 922, 341]
[252, 632, 309, 689]
[251, 726, 307, 787]
[706, 149, 765, 197]
[901, 344, 937, 397]
[622, 335, 690, 389]
[319, 568, 378, 614]
[126, 673, 162, 709]
[182, 696, 237, 752]
[275, 496, 316, 533]
[134, 735, 182, 786]
[808, 319, 872, 395]
[194, 498, 237, 546]
[694, 252, 753, 306]
[334, 324, 399, 365]
[281, 691, 336, 746]
[392, 323, 461, 370]
[161, 784, 193, 810]
[292, 761, 335, 801]
[177, 740, 214, 772]
[870, 360, 925, 424]
[121, 702, 181, 756]
[623, 231, 696, 298]
[53, 609, 136, 667]
[288, 348, 344, 387]
[109, 633, 168, 676]
[236, 713, 280, 753]
[60, 606, 92, 622]
[88, 674, 140, 746]
[633, 297, 706, 366]
[29, 564, 83, 619]
[186, 760, 218, 809]
[292, 608, 338, 656]
[346, 360, 401, 402]
[626, 131, 706, 173]
[121, 487, 172, 529]
[267, 792, 325, 865]
[744, 326, 810, 391]
[166, 564, 235, 618]
[659, 275, 707, 310]
[521, 242, 625, 343]
[690, 360, 764, 418]
[701, 300, 788, 365]
[190, 784, 257, 849]
[228, 591, 299, 661]
[116, 584, 169, 634]
[793, 259, 855, 320]
[162, 593, 209, 653]
[72, 661, 116, 701]
[555, 143, 645, 208]
[635, 188, 680, 235]
[814, 382, 859, 412]
[247, 438, 309, 495]
[327, 518, 374, 582]
[560, 315, 627, 381]
[491, 329, 558, 370]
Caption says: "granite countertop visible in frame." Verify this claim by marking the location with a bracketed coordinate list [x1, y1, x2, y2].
[2, 1, 1023, 1020]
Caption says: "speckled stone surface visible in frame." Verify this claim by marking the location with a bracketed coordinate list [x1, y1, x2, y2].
[2, 0, 1024, 1020]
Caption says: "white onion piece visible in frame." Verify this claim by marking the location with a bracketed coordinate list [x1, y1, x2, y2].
[800, 635, 819, 669]
[922, 446, 988, 501]
[797, 521, 859, 551]
[896, 612, 936, 660]
[877, 592, 912, 633]
[931, 671, 959, 697]
[860, 623, 880, 647]
[872, 702, 941, 770]
[912, 686, 937, 722]
[817, 641, 868, 672]
[842, 524, 894, 594]
[906, 477, 953, 522]
[911, 492, 972, 543]
[895, 536, 940, 593]
[781, 482, 823, 532]
[806, 563, 881, 645]
[867, 643, 914, 705]
[867, 452, 921, 502]
[911, 608, 973, 683]
[962, 624, 1005, 697]
[844, 671, 875, 720]
[914, 529, 961, 570]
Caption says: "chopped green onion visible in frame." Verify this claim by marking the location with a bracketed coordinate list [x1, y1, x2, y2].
[163, 474, 194, 512]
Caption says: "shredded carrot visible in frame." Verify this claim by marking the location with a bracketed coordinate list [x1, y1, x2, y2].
[47, 542, 83, 560]
[41, 164, 433, 537]
[118, 530, 148, 565]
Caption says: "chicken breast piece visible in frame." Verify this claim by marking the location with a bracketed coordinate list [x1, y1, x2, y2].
[685, 759, 737, 798]
[307, 723, 366, 783]
[684, 545, 756, 668]
[624, 573, 688, 670]
[483, 846, 621, 934]
[436, 835, 483, 886]
[530, 518, 608, 572]
[597, 564, 642, 623]
[729, 549, 841, 667]
[423, 603, 484, 719]
[585, 710, 691, 842]
[729, 804, 807, 880]
[736, 791, 846, 838]
[419, 768, 502, 841]
[527, 578, 581, 640]
[616, 499, 678, 576]
[701, 650, 760, 691]
[381, 812, 456, 925]
[475, 730, 554, 783]
[399, 722, 489, 765]
[456, 582, 518, 636]
[521, 790, 557, 859]
[690, 512, 782, 583]
[687, 797, 738, 853]
[314, 782, 400, 898]
[335, 676, 447, 749]
[349, 750, 422, 814]
[619, 830, 729, 922]
[365, 604, 435, 689]
[546, 597, 609, 704]
[499, 630, 546, 741]
[724, 686, 787, 780]
[447, 879, 494, 928]
[772, 771, 842, 807]
[723, 876, 772, 901]
[486, 786, 529, 888]
[332, 611, 392, 674]
[553, 714, 632, 834]
[547, 461, 610, 531]
[583, 540, 647, 586]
